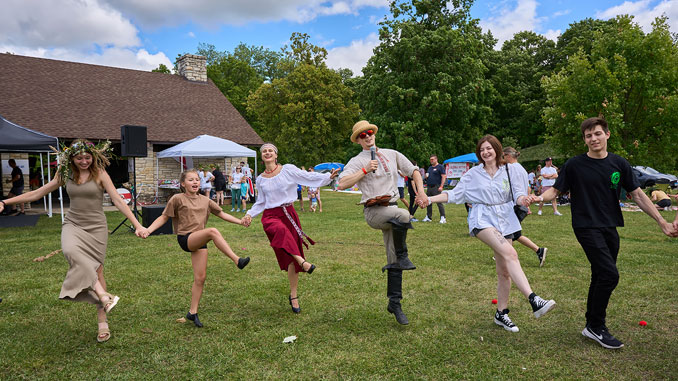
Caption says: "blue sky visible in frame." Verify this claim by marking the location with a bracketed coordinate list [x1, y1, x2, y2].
[2, 1, 676, 75]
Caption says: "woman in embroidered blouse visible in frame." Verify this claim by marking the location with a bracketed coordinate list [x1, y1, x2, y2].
[422, 135, 556, 333]
[242, 143, 339, 313]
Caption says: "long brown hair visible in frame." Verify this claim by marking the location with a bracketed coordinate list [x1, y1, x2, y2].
[69, 139, 110, 185]
[476, 135, 505, 167]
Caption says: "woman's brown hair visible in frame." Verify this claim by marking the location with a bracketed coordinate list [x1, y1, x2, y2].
[475, 135, 505, 167]
[69, 139, 110, 185]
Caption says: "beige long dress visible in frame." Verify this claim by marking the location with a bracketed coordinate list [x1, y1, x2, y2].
[59, 179, 108, 305]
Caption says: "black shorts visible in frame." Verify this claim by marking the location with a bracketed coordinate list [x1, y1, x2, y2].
[472, 227, 522, 240]
[657, 199, 671, 208]
[398, 187, 405, 199]
[215, 183, 226, 192]
[9, 186, 23, 195]
[297, 190, 302, 200]
[177, 233, 207, 253]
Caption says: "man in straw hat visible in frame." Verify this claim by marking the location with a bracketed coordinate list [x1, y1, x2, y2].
[337, 120, 426, 325]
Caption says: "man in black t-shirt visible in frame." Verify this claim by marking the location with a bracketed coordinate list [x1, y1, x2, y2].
[529, 117, 676, 349]
[423, 155, 447, 223]
[5, 159, 25, 215]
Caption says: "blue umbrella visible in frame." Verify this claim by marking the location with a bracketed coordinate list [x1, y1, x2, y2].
[443, 153, 479, 164]
[314, 162, 344, 172]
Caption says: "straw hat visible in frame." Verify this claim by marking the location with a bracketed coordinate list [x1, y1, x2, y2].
[350, 120, 379, 143]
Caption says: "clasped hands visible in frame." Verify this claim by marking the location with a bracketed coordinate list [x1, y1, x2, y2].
[241, 215, 252, 227]
[415, 193, 430, 208]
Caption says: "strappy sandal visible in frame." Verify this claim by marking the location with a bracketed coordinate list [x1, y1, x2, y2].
[97, 321, 110, 343]
[101, 292, 120, 314]
[289, 295, 301, 314]
[301, 260, 316, 274]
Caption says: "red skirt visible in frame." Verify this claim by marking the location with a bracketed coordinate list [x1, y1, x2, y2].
[262, 205, 314, 272]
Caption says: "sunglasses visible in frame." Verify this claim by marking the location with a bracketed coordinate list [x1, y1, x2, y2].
[359, 129, 375, 139]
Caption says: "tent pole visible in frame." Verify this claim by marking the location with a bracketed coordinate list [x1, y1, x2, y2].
[254, 157, 258, 178]
[47, 152, 53, 218]
[155, 155, 159, 201]
[40, 153, 46, 212]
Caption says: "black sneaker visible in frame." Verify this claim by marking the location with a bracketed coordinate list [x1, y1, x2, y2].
[582, 326, 624, 349]
[186, 312, 203, 328]
[494, 309, 519, 332]
[529, 294, 556, 318]
[536, 247, 547, 267]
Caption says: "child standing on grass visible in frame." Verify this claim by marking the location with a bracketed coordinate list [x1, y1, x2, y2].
[240, 175, 249, 212]
[143, 169, 250, 328]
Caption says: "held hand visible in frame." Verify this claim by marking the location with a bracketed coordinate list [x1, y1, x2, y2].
[135, 227, 149, 239]
[329, 169, 340, 179]
[415, 194, 430, 208]
[0, 202, 4, 214]
[242, 215, 252, 227]
[438, 185, 443, 192]
[368, 160, 379, 172]
[660, 221, 677, 237]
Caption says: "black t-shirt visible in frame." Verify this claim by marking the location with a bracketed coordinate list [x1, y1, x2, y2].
[426, 164, 445, 186]
[212, 170, 226, 186]
[11, 166, 23, 188]
[554, 153, 640, 229]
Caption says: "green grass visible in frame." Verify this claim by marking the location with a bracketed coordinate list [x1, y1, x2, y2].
[1, 191, 677, 380]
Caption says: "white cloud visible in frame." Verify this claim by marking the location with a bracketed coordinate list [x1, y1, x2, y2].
[326, 33, 379, 76]
[552, 9, 571, 17]
[479, 0, 542, 49]
[187, 31, 196, 38]
[0, 45, 172, 71]
[542, 29, 562, 41]
[108, 0, 389, 27]
[596, 0, 678, 32]
[1, 0, 139, 48]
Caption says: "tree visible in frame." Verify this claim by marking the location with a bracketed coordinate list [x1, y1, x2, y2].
[207, 56, 263, 116]
[247, 36, 360, 166]
[488, 31, 556, 147]
[354, 0, 496, 164]
[232, 43, 287, 82]
[151, 63, 172, 74]
[542, 15, 678, 171]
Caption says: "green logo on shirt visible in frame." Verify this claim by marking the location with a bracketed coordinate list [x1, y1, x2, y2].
[610, 171, 620, 189]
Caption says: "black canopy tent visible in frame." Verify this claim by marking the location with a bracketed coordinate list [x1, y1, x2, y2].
[0, 114, 62, 219]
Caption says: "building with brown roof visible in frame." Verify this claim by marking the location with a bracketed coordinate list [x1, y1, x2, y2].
[0, 53, 263, 202]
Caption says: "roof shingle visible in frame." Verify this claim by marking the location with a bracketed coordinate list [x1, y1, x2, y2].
[0, 54, 263, 146]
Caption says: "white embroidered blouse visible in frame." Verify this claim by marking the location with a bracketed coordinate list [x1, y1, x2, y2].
[246, 164, 332, 218]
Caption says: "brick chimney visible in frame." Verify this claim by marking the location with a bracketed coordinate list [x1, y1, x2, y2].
[176, 54, 207, 82]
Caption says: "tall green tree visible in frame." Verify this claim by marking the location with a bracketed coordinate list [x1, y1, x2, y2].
[542, 15, 678, 171]
[207, 56, 263, 116]
[355, 0, 496, 164]
[247, 35, 360, 166]
[488, 31, 556, 147]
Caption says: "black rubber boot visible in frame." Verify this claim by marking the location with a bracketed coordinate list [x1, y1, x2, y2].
[388, 218, 416, 271]
[386, 269, 409, 325]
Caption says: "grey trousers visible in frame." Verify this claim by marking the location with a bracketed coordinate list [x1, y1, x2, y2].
[426, 186, 446, 218]
[363, 205, 411, 265]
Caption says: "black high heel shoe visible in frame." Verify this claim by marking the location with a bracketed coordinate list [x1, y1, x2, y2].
[288, 296, 301, 314]
[301, 260, 315, 274]
[186, 312, 203, 327]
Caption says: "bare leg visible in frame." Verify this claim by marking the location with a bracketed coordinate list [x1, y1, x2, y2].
[96, 266, 109, 341]
[187, 228, 241, 264]
[189, 249, 208, 314]
[288, 262, 300, 309]
[552, 201, 558, 214]
[517, 235, 539, 252]
[494, 248, 512, 311]
[476, 228, 533, 298]
[317, 195, 323, 212]
[538, 201, 544, 213]
[400, 197, 410, 209]
[242, 198, 246, 211]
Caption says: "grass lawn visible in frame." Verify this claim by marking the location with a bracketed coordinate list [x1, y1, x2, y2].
[1, 190, 676, 380]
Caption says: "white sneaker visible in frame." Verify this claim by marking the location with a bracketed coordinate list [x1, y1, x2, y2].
[230, 208, 235, 212]
[554, 211, 562, 216]
[236, 209, 241, 212]
[537, 210, 542, 216]
[439, 217, 446, 224]
[422, 217, 432, 222]
[410, 218, 419, 222]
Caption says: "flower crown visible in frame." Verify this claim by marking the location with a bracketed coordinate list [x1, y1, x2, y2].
[50, 140, 112, 183]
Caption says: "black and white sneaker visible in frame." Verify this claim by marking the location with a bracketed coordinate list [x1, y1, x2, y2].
[536, 247, 547, 267]
[494, 309, 519, 332]
[529, 294, 556, 318]
[582, 326, 624, 349]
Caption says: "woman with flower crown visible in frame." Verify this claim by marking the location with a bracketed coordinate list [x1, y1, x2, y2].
[0, 139, 147, 342]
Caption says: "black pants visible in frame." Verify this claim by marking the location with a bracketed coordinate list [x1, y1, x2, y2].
[573, 227, 620, 329]
[407, 180, 418, 216]
[426, 186, 445, 219]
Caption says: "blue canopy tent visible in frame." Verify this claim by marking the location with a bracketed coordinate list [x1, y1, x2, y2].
[314, 162, 344, 172]
[443, 153, 479, 164]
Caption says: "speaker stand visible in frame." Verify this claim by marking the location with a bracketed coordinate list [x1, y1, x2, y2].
[110, 157, 142, 235]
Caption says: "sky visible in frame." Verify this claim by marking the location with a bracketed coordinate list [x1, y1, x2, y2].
[1, 0, 677, 76]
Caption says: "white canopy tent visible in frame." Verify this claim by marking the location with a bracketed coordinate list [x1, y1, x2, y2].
[156, 135, 258, 194]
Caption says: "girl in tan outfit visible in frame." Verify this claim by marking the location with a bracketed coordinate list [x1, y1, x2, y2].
[0, 139, 147, 343]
